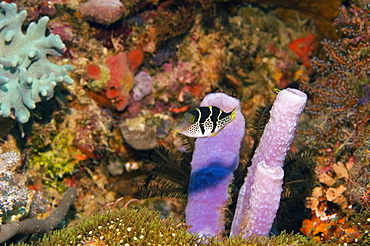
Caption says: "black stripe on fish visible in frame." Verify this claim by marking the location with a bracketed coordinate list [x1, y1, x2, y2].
[219, 109, 230, 121]
[198, 107, 210, 123]
[190, 108, 200, 123]
[210, 106, 220, 133]
[197, 107, 208, 135]
[198, 107, 211, 134]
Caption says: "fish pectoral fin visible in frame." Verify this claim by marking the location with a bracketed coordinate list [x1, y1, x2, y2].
[173, 126, 182, 133]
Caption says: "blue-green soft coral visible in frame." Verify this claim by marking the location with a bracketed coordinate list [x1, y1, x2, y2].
[0, 1, 73, 123]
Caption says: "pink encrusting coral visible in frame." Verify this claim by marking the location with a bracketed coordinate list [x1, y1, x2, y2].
[105, 50, 143, 111]
[185, 93, 245, 237]
[231, 88, 307, 237]
[85, 49, 144, 111]
[288, 34, 316, 70]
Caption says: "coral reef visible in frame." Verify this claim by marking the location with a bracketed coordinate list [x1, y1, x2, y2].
[132, 71, 153, 102]
[12, 0, 60, 23]
[301, 4, 370, 160]
[247, 0, 341, 40]
[119, 112, 174, 150]
[0, 136, 76, 244]
[300, 0, 370, 218]
[215, 5, 315, 114]
[105, 51, 140, 111]
[0, 1, 73, 123]
[0, 187, 76, 243]
[147, 0, 196, 48]
[288, 34, 316, 70]
[0, 136, 47, 226]
[0, 147, 33, 224]
[297, 2, 370, 244]
[3, 0, 370, 245]
[28, 100, 113, 190]
[86, 49, 144, 111]
[350, 121, 370, 210]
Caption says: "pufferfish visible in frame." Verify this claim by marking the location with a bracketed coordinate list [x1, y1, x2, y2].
[174, 106, 236, 138]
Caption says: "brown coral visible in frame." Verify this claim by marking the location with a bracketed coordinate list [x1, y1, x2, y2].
[147, 0, 196, 47]
[301, 4, 370, 161]
[247, 0, 341, 40]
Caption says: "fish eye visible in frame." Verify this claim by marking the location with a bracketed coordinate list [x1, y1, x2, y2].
[189, 115, 197, 124]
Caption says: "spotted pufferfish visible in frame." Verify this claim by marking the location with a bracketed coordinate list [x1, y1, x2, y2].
[174, 106, 236, 138]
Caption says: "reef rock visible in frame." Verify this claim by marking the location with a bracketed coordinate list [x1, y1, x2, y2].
[80, 0, 125, 25]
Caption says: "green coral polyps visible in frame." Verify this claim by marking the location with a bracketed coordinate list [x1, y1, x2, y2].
[0, 1, 73, 123]
[19, 207, 323, 245]
[33, 207, 201, 245]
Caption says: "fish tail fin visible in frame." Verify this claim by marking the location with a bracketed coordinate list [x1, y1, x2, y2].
[231, 108, 236, 121]
[272, 86, 283, 94]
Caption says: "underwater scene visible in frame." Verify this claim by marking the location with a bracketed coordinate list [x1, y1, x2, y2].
[0, 0, 369, 245]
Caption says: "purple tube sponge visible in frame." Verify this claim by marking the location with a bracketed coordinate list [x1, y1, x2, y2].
[185, 93, 245, 237]
[231, 88, 307, 237]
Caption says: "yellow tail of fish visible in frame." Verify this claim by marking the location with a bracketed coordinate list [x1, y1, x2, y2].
[231, 108, 236, 121]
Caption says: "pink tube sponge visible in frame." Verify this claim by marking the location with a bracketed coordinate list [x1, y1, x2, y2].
[231, 88, 307, 237]
[185, 92, 245, 237]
